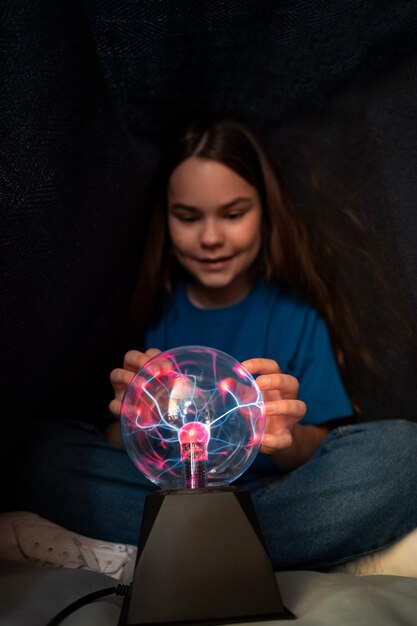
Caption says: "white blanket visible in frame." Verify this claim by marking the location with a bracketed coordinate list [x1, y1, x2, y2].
[1, 559, 416, 625]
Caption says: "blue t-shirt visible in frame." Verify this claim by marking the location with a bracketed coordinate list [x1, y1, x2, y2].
[145, 281, 353, 426]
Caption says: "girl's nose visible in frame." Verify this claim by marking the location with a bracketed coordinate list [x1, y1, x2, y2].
[199, 220, 224, 247]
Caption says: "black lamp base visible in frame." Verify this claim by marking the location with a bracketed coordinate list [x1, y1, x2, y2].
[118, 488, 295, 625]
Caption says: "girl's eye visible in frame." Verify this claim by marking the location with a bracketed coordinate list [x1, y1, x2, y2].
[225, 212, 243, 220]
[176, 214, 199, 223]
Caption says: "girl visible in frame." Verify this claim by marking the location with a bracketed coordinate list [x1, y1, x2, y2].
[5, 115, 417, 579]
[106, 115, 417, 573]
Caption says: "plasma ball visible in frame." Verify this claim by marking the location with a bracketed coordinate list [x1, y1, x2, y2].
[120, 346, 266, 490]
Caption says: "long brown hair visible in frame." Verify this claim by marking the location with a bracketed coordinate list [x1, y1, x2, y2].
[129, 114, 364, 402]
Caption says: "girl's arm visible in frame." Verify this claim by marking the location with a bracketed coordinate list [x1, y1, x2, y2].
[266, 422, 329, 473]
[242, 358, 328, 473]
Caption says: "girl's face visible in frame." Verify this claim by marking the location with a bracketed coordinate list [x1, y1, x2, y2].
[167, 156, 262, 308]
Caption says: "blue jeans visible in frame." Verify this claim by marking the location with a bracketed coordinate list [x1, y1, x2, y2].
[12, 419, 417, 570]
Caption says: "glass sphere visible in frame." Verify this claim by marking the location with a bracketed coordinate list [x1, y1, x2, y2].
[120, 345, 265, 490]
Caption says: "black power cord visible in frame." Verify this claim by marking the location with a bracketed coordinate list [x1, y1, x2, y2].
[45, 583, 131, 626]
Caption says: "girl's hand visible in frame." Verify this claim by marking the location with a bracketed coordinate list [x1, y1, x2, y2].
[109, 348, 161, 417]
[104, 348, 161, 447]
[241, 357, 307, 454]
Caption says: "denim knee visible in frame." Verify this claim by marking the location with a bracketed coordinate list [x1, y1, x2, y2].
[324, 419, 417, 521]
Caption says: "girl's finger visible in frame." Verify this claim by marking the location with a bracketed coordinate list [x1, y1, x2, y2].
[265, 398, 306, 419]
[145, 348, 162, 358]
[123, 349, 158, 372]
[261, 430, 293, 452]
[109, 398, 121, 416]
[241, 358, 281, 375]
[257, 373, 299, 398]
[110, 368, 136, 390]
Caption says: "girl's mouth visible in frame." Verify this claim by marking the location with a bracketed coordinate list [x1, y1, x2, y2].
[196, 256, 234, 271]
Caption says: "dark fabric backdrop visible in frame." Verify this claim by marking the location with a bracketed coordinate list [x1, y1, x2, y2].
[2, 2, 417, 485]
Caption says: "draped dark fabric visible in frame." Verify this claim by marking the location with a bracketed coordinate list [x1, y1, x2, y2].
[2, 0, 417, 466]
